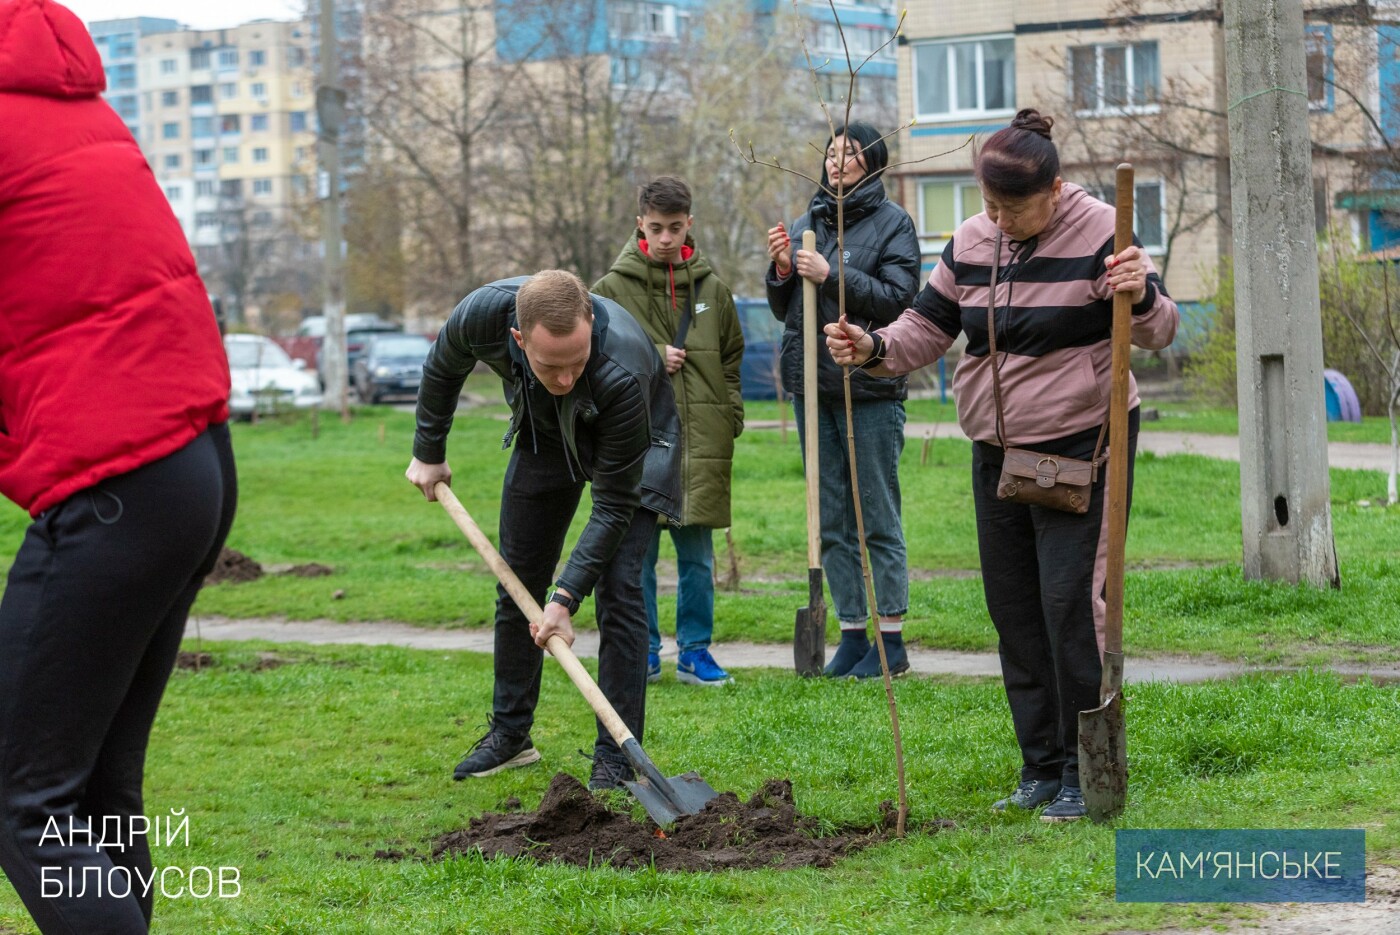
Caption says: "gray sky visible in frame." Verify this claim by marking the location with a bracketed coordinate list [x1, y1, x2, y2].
[61, 0, 305, 31]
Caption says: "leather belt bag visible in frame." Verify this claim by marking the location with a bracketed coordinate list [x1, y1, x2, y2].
[986, 231, 1106, 515]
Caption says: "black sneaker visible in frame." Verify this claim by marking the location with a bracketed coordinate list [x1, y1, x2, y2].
[1040, 785, 1086, 823]
[585, 750, 635, 792]
[823, 634, 871, 677]
[991, 778, 1061, 811]
[452, 718, 540, 780]
[847, 634, 910, 679]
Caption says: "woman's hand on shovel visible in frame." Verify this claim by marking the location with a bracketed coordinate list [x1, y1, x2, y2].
[531, 596, 576, 650]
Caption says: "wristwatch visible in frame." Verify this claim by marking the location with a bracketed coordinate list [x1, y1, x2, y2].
[548, 589, 580, 615]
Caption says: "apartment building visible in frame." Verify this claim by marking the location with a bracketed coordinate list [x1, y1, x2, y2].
[90, 16, 180, 142]
[138, 21, 316, 249]
[893, 0, 1393, 306]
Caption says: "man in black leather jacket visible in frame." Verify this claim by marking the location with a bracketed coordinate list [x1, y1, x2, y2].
[406, 270, 681, 790]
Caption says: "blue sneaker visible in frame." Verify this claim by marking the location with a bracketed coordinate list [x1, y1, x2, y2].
[646, 652, 661, 684]
[676, 648, 732, 686]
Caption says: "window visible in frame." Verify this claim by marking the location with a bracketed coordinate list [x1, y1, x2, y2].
[196, 179, 216, 196]
[164, 185, 181, 200]
[1070, 42, 1160, 113]
[252, 114, 270, 131]
[190, 48, 210, 70]
[253, 178, 273, 195]
[288, 47, 305, 67]
[111, 63, 137, 90]
[190, 85, 213, 105]
[1088, 181, 1166, 252]
[249, 50, 266, 66]
[294, 146, 307, 161]
[164, 154, 182, 170]
[223, 146, 240, 164]
[289, 111, 307, 132]
[251, 82, 268, 99]
[252, 210, 273, 227]
[292, 175, 309, 196]
[217, 49, 239, 68]
[917, 178, 980, 254]
[196, 212, 220, 229]
[195, 148, 215, 166]
[191, 116, 214, 137]
[220, 82, 238, 99]
[162, 122, 180, 139]
[609, 1, 676, 39]
[913, 36, 1014, 120]
[220, 114, 241, 133]
[292, 81, 305, 97]
[252, 147, 270, 163]
[1305, 26, 1333, 111]
[160, 58, 177, 74]
[112, 95, 138, 119]
[220, 179, 242, 198]
[161, 90, 178, 107]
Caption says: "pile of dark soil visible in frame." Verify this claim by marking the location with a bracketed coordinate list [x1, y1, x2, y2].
[205, 548, 263, 584]
[283, 563, 333, 578]
[431, 773, 899, 871]
[174, 651, 214, 670]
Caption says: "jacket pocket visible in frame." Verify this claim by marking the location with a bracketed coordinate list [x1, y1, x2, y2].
[640, 427, 681, 520]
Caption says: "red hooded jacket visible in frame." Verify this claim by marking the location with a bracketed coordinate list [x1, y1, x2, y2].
[0, 0, 230, 517]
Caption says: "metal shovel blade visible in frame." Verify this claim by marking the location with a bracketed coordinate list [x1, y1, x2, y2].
[624, 771, 720, 827]
[1078, 652, 1127, 823]
[794, 604, 825, 677]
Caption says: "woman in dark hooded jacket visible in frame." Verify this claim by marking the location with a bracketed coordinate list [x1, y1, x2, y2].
[764, 121, 921, 678]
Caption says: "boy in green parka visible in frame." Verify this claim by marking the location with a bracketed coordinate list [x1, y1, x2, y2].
[593, 176, 744, 685]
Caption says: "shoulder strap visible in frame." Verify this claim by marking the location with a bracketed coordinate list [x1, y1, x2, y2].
[986, 232, 1009, 451]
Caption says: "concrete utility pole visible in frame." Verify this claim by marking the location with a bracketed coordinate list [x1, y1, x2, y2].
[318, 0, 349, 419]
[1223, 0, 1340, 587]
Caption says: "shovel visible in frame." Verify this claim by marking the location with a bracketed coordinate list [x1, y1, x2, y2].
[1078, 163, 1134, 823]
[433, 482, 720, 826]
[794, 228, 827, 677]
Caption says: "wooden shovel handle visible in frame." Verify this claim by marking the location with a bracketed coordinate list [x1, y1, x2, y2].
[433, 482, 635, 746]
[801, 229, 821, 569]
[1103, 165, 1134, 659]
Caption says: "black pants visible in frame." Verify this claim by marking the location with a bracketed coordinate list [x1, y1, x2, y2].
[972, 415, 1136, 788]
[491, 437, 652, 759]
[0, 424, 236, 934]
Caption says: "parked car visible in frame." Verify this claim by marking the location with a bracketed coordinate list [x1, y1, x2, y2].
[224, 334, 323, 417]
[352, 333, 434, 403]
[316, 320, 403, 389]
[296, 313, 398, 338]
[736, 297, 782, 401]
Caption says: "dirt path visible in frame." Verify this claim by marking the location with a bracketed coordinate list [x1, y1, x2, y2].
[184, 616, 1400, 684]
[747, 419, 1396, 472]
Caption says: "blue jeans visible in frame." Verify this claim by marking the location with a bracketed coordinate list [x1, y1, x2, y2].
[793, 396, 909, 626]
[641, 524, 716, 654]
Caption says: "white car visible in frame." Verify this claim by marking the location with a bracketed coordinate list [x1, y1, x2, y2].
[224, 334, 324, 417]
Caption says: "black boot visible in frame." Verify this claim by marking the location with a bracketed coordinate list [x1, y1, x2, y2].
[823, 631, 870, 677]
[848, 631, 910, 679]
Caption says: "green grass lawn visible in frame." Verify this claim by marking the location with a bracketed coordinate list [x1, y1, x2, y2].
[3, 406, 1394, 665]
[0, 645, 1392, 934]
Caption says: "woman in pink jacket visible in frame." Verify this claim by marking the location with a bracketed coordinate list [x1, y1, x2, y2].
[828, 110, 1178, 822]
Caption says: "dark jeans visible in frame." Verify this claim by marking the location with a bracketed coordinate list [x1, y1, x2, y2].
[971, 415, 1136, 789]
[492, 437, 652, 760]
[0, 424, 236, 934]
[793, 396, 910, 625]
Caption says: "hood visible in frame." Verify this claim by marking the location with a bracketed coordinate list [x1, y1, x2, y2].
[0, 0, 105, 98]
[602, 228, 714, 283]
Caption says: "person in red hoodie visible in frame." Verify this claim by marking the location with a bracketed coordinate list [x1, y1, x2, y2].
[0, 1, 236, 930]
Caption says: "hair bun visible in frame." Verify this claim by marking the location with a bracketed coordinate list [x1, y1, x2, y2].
[1010, 108, 1054, 141]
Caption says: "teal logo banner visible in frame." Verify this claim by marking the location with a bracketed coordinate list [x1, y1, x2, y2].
[1116, 829, 1365, 902]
